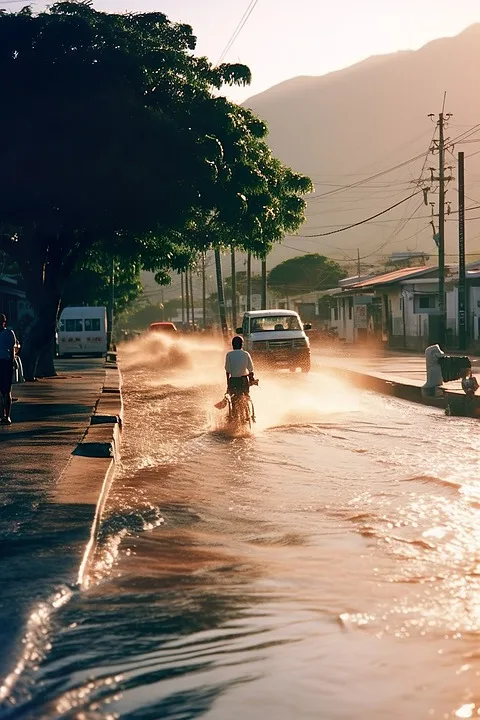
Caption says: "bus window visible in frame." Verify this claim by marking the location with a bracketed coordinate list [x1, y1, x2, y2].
[85, 318, 101, 332]
[65, 319, 83, 332]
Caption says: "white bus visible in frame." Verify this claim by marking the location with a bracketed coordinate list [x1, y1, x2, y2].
[57, 306, 107, 358]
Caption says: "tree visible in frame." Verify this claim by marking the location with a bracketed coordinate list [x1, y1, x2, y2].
[268, 254, 345, 297]
[62, 247, 143, 314]
[0, 2, 312, 377]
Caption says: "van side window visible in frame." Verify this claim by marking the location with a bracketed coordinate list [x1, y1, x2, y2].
[85, 318, 100, 332]
[65, 319, 83, 332]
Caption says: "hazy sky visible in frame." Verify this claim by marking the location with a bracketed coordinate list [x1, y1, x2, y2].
[34, 0, 480, 102]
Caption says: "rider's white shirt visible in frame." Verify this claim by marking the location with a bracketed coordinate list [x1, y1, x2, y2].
[225, 349, 254, 377]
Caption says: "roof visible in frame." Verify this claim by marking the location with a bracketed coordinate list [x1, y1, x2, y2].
[347, 266, 437, 290]
[243, 309, 298, 317]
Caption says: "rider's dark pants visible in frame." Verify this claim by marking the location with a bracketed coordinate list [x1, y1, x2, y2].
[228, 376, 249, 396]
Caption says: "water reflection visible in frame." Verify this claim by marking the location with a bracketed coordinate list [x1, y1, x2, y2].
[5, 336, 480, 719]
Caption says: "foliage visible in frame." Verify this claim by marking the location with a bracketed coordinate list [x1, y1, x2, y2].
[0, 1, 312, 377]
[62, 247, 143, 314]
[267, 254, 345, 296]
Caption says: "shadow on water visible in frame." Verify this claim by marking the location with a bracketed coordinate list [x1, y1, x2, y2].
[2, 491, 277, 718]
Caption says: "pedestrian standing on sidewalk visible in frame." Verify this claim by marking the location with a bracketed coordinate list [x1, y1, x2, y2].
[0, 313, 17, 424]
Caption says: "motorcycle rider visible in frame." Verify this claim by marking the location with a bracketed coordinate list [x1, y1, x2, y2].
[225, 335, 256, 397]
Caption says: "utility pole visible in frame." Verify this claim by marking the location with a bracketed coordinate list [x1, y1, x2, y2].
[357, 248, 361, 278]
[202, 252, 207, 329]
[246, 252, 252, 311]
[231, 247, 237, 330]
[181, 272, 185, 327]
[458, 151, 467, 351]
[189, 269, 195, 330]
[438, 112, 446, 347]
[428, 107, 453, 348]
[261, 257, 267, 310]
[107, 256, 115, 350]
[215, 248, 228, 336]
[185, 269, 190, 328]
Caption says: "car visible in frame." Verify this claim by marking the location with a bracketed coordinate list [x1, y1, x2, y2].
[236, 309, 311, 373]
[149, 321, 178, 334]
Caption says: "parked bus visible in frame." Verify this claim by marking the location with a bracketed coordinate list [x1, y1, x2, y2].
[57, 306, 107, 358]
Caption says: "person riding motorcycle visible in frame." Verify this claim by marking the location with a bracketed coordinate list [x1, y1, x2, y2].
[225, 335, 256, 397]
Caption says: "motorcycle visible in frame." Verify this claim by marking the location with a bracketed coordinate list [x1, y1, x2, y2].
[215, 378, 258, 429]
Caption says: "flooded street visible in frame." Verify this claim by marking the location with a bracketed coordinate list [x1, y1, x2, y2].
[5, 334, 480, 720]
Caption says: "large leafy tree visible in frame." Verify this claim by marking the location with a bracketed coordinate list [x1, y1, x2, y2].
[268, 254, 345, 297]
[0, 2, 311, 378]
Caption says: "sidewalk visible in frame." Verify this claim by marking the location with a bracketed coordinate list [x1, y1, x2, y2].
[315, 350, 479, 410]
[0, 358, 120, 686]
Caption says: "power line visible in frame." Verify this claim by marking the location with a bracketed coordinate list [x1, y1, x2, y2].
[297, 190, 422, 237]
[307, 152, 430, 203]
[217, 0, 259, 65]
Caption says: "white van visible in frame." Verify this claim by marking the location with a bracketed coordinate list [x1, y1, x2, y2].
[236, 309, 311, 372]
[58, 306, 107, 358]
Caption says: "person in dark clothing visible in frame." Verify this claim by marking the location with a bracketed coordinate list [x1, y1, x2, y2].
[0, 313, 17, 424]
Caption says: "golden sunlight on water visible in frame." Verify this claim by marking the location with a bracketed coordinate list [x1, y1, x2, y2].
[4, 333, 480, 719]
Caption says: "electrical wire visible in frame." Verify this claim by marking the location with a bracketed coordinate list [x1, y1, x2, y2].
[217, 0, 259, 65]
[297, 190, 422, 238]
[307, 153, 429, 202]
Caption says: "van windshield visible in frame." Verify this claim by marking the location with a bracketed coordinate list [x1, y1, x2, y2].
[250, 315, 301, 332]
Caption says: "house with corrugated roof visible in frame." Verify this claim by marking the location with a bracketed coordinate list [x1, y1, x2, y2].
[329, 265, 446, 349]
[328, 262, 480, 350]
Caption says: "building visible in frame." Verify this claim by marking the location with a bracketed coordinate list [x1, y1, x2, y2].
[328, 263, 480, 351]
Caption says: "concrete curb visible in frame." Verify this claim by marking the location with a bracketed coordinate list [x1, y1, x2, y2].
[55, 358, 123, 588]
[323, 365, 480, 413]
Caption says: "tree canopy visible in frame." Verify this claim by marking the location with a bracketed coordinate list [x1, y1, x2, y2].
[0, 1, 312, 377]
[268, 254, 345, 296]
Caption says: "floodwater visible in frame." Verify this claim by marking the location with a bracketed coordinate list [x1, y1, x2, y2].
[3, 334, 480, 720]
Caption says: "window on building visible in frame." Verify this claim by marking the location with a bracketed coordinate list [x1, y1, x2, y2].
[65, 319, 83, 332]
[85, 318, 100, 332]
[413, 294, 438, 313]
[419, 296, 434, 309]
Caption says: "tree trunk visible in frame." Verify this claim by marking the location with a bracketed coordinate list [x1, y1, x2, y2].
[214, 248, 228, 337]
[20, 278, 61, 381]
[36, 340, 56, 378]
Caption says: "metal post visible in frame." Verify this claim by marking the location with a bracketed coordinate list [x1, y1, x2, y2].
[458, 151, 467, 350]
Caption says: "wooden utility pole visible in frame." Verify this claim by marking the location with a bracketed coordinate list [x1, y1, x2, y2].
[438, 111, 446, 347]
[181, 272, 185, 327]
[202, 253, 207, 329]
[215, 248, 228, 336]
[357, 248, 361, 278]
[189, 269, 195, 330]
[107, 256, 115, 350]
[261, 258, 267, 310]
[231, 247, 237, 330]
[185, 269, 190, 328]
[246, 252, 252, 311]
[458, 151, 467, 350]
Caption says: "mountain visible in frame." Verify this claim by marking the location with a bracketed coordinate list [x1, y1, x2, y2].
[243, 24, 480, 269]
